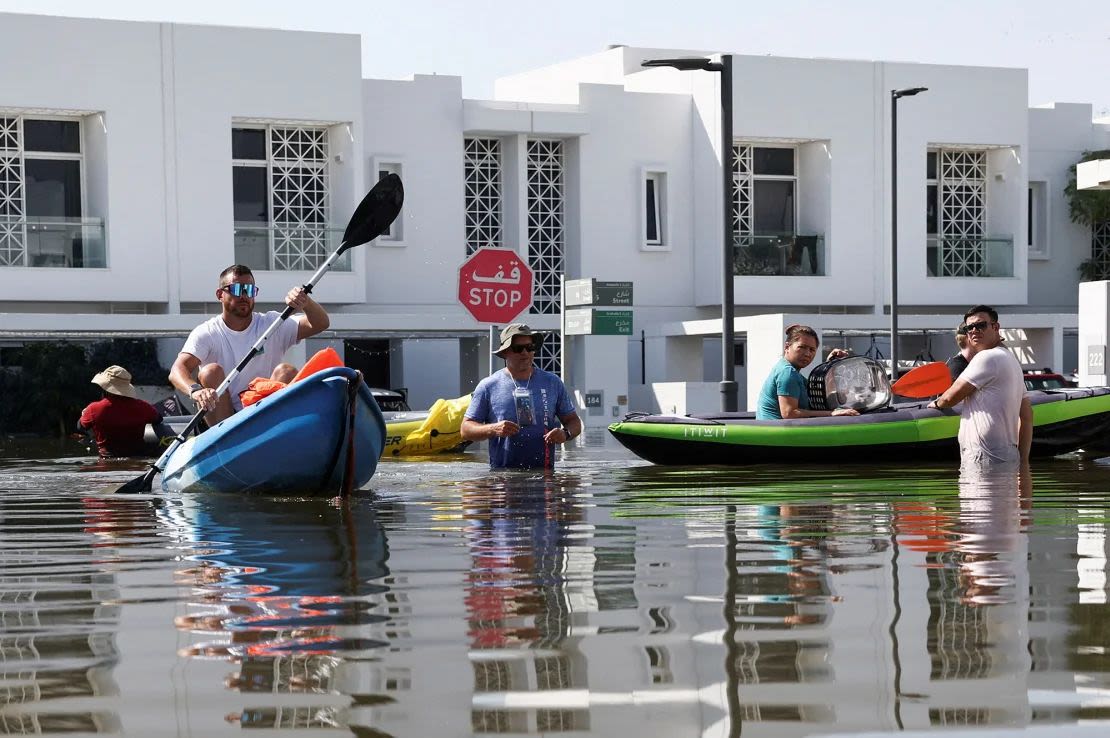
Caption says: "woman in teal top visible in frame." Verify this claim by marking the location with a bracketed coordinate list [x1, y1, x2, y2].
[756, 324, 861, 420]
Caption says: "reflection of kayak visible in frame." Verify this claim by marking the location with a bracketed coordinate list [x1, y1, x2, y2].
[381, 394, 471, 458]
[155, 393, 472, 460]
[609, 388, 1110, 466]
[164, 494, 390, 597]
[160, 367, 386, 494]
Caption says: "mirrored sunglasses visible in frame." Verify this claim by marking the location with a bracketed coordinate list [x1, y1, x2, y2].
[508, 343, 537, 354]
[963, 320, 991, 333]
[221, 283, 259, 298]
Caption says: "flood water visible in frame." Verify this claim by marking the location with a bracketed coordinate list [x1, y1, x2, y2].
[2, 435, 1109, 737]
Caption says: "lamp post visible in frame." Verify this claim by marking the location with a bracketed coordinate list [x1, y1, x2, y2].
[890, 86, 927, 380]
[643, 54, 737, 411]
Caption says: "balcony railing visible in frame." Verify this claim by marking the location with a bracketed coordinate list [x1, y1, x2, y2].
[234, 224, 352, 272]
[733, 234, 825, 276]
[927, 236, 1014, 278]
[0, 217, 106, 268]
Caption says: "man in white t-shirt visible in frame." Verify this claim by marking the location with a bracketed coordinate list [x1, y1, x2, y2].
[168, 264, 330, 425]
[927, 305, 1033, 466]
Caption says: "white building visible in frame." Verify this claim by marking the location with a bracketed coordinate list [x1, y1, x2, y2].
[1, 13, 1108, 413]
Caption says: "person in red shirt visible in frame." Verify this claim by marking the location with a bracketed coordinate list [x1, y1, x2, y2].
[79, 365, 162, 458]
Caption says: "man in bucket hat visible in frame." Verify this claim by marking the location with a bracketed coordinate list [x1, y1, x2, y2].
[78, 365, 163, 458]
[462, 323, 582, 469]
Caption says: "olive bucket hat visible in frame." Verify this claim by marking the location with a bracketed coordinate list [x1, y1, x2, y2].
[492, 323, 545, 358]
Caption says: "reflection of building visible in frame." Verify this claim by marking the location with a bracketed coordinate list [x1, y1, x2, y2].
[0, 587, 122, 734]
[0, 497, 127, 734]
[5, 464, 1110, 734]
[462, 479, 594, 733]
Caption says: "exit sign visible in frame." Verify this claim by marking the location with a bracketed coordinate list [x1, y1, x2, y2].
[565, 308, 633, 336]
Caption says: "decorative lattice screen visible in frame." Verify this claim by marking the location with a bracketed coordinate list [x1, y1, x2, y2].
[0, 117, 25, 266]
[270, 127, 329, 271]
[464, 138, 502, 255]
[938, 150, 986, 277]
[526, 140, 564, 316]
[732, 143, 753, 245]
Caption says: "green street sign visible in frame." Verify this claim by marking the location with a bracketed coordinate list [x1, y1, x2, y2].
[592, 309, 633, 335]
[564, 279, 633, 307]
[564, 308, 633, 336]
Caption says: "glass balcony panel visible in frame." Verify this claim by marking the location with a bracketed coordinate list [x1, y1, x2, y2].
[234, 223, 351, 272]
[926, 236, 1013, 278]
[734, 234, 824, 276]
[0, 217, 106, 268]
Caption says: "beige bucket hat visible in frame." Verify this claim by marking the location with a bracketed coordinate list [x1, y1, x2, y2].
[91, 365, 138, 398]
[492, 323, 545, 357]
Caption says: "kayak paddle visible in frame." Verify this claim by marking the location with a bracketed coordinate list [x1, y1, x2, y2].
[116, 174, 404, 494]
[891, 361, 952, 398]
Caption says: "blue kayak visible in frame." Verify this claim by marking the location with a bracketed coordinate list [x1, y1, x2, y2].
[160, 367, 386, 495]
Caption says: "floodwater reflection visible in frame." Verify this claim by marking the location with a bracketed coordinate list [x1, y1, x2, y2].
[1, 445, 1108, 736]
[165, 495, 395, 732]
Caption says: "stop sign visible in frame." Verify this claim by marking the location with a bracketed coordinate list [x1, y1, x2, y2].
[457, 248, 533, 323]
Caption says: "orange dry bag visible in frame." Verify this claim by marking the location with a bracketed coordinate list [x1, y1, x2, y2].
[292, 347, 344, 383]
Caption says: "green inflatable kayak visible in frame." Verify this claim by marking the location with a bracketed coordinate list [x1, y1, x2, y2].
[609, 388, 1110, 466]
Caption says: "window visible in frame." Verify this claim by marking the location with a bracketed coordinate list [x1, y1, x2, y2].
[0, 116, 104, 268]
[374, 161, 403, 243]
[926, 151, 939, 239]
[926, 149, 1005, 277]
[733, 145, 796, 238]
[645, 646, 673, 684]
[1092, 222, 1110, 281]
[232, 125, 337, 271]
[1028, 181, 1048, 259]
[642, 169, 667, 249]
[463, 137, 502, 255]
[732, 145, 817, 276]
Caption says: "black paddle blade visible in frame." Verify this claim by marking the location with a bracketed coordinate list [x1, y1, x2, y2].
[342, 173, 404, 249]
[115, 465, 159, 494]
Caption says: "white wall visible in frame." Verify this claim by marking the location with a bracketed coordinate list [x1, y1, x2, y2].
[360, 75, 467, 313]
[170, 23, 365, 305]
[573, 84, 696, 308]
[1029, 104, 1110, 311]
[0, 14, 168, 303]
[883, 61, 1028, 308]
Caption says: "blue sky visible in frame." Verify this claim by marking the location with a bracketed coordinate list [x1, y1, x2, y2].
[2, 0, 1107, 116]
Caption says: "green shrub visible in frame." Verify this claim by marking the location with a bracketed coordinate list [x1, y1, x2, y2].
[0, 339, 168, 437]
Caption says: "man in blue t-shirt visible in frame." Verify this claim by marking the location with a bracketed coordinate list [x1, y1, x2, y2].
[462, 324, 582, 469]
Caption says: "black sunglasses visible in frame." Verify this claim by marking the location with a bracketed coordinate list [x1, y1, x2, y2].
[963, 320, 991, 333]
[508, 343, 537, 354]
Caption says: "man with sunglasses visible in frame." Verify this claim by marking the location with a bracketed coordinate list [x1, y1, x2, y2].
[461, 323, 582, 469]
[169, 264, 330, 425]
[928, 305, 1033, 467]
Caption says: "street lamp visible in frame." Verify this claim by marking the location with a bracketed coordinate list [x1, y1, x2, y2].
[643, 54, 737, 411]
[890, 86, 927, 380]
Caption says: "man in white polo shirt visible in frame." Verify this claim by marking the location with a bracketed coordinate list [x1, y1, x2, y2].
[928, 305, 1032, 466]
